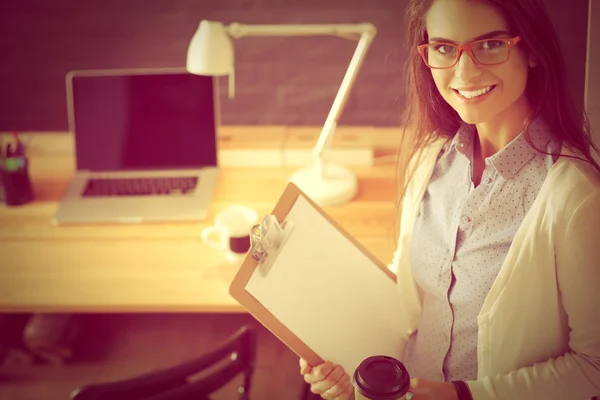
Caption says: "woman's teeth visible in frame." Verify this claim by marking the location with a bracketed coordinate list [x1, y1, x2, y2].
[457, 86, 494, 99]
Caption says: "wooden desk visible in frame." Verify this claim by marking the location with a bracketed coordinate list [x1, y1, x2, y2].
[0, 130, 399, 313]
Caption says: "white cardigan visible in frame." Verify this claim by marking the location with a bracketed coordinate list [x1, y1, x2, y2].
[391, 139, 600, 399]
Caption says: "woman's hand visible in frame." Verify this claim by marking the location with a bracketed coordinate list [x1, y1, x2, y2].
[408, 378, 459, 400]
[299, 357, 354, 400]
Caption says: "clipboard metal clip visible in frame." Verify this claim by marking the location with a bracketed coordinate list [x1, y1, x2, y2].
[250, 215, 295, 276]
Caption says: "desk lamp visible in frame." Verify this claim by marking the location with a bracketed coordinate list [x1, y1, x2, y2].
[186, 20, 376, 207]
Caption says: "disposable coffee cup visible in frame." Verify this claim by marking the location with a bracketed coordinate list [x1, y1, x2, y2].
[352, 356, 410, 400]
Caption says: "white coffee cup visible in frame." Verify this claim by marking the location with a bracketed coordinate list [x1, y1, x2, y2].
[201, 206, 258, 262]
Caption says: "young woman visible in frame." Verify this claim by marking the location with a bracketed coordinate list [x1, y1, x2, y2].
[299, 0, 600, 399]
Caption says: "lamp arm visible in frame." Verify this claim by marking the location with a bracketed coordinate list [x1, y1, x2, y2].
[226, 22, 375, 38]
[312, 28, 376, 177]
[224, 22, 377, 177]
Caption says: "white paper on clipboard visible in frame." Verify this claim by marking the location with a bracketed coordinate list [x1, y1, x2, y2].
[245, 195, 406, 375]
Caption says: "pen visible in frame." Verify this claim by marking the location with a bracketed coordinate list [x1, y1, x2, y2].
[10, 129, 25, 157]
[3, 130, 26, 172]
[12, 130, 24, 157]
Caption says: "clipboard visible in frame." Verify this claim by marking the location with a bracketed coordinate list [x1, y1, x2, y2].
[229, 182, 406, 375]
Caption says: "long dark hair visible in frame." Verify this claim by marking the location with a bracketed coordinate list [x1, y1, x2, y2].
[396, 0, 600, 231]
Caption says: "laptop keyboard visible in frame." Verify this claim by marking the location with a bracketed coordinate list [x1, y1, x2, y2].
[82, 177, 199, 197]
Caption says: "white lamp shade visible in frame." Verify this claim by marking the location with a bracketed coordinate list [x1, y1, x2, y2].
[186, 20, 234, 76]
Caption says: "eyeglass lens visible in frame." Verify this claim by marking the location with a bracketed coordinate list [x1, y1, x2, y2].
[424, 39, 509, 68]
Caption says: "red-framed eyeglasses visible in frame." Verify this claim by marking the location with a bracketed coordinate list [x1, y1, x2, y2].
[417, 36, 522, 69]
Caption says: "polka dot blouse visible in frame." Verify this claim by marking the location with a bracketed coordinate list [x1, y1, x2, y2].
[402, 118, 561, 382]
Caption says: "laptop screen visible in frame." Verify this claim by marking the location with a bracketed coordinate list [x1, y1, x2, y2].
[70, 71, 218, 171]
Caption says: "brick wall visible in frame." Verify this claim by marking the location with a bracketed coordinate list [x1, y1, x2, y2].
[0, 0, 589, 131]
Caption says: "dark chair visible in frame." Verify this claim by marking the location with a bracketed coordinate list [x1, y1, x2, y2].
[70, 324, 256, 400]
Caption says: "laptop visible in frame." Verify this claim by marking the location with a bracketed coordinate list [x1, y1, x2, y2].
[53, 68, 220, 224]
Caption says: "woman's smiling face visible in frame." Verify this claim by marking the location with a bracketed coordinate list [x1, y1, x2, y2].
[425, 0, 532, 125]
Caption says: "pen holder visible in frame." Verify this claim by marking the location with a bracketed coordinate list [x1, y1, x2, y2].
[0, 157, 34, 206]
